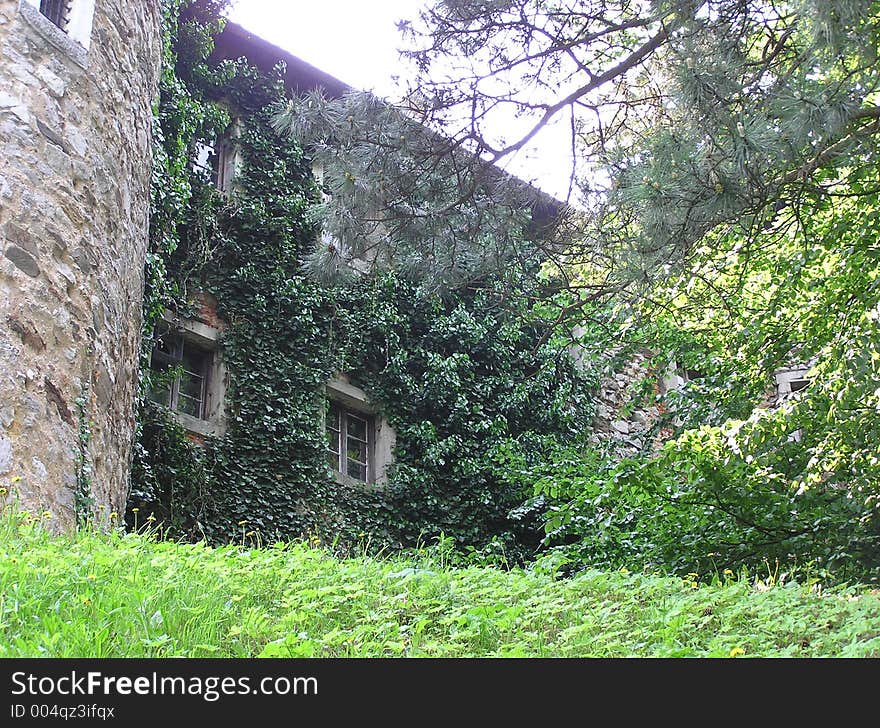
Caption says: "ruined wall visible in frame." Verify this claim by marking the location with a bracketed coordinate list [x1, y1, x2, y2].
[0, 0, 161, 528]
[586, 349, 669, 458]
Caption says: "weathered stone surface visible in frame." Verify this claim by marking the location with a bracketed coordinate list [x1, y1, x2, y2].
[4, 244, 40, 276]
[0, 0, 162, 529]
[587, 346, 671, 458]
[71, 246, 92, 273]
[36, 117, 72, 153]
[6, 314, 45, 350]
[4, 221, 39, 255]
[0, 434, 12, 474]
[34, 64, 65, 97]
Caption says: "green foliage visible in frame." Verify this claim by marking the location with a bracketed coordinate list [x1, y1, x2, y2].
[73, 394, 94, 529]
[547, 142, 880, 584]
[146, 0, 232, 339]
[342, 275, 596, 554]
[130, 0, 595, 559]
[134, 0, 880, 587]
[5, 509, 880, 657]
[537, 428, 878, 584]
[130, 402, 212, 540]
[274, 89, 545, 287]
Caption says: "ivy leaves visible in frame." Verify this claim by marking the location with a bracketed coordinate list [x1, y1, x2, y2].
[133, 1, 597, 559]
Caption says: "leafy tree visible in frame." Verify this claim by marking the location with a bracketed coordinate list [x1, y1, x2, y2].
[530, 143, 880, 583]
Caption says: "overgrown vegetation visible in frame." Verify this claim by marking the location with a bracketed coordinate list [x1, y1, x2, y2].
[130, 0, 595, 560]
[3, 509, 880, 658]
[132, 0, 880, 589]
[303, 0, 880, 586]
[535, 132, 880, 585]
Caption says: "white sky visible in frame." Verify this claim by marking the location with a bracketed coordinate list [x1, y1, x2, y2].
[225, 0, 576, 202]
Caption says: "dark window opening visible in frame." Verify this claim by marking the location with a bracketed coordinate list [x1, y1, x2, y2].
[326, 402, 373, 482]
[193, 136, 236, 194]
[148, 327, 212, 420]
[212, 136, 235, 194]
[789, 378, 810, 393]
[39, 0, 72, 31]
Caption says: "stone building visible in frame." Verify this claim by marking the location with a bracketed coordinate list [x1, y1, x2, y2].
[0, 6, 578, 545]
[141, 22, 440, 493]
[0, 0, 161, 528]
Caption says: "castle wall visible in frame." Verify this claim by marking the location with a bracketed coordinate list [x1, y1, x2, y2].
[0, 0, 161, 527]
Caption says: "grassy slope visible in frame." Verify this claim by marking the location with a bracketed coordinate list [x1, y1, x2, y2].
[1, 513, 879, 658]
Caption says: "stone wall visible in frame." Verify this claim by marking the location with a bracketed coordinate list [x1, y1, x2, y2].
[0, 0, 161, 528]
[588, 348, 671, 459]
[588, 349, 808, 458]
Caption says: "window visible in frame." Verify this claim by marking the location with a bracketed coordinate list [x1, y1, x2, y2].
[212, 135, 236, 195]
[193, 121, 241, 196]
[148, 326, 212, 420]
[193, 142, 213, 179]
[773, 366, 812, 443]
[149, 305, 226, 442]
[324, 375, 395, 486]
[20, 0, 95, 51]
[146, 309, 226, 439]
[39, 0, 70, 30]
[774, 367, 811, 398]
[312, 160, 339, 250]
[660, 360, 703, 395]
[310, 160, 382, 272]
[326, 402, 373, 482]
[192, 136, 237, 195]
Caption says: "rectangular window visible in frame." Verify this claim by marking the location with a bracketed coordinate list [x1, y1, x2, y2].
[326, 402, 373, 482]
[775, 368, 812, 398]
[149, 327, 212, 421]
[39, 0, 71, 30]
[212, 135, 236, 195]
[192, 134, 237, 194]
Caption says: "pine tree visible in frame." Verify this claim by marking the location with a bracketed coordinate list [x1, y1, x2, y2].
[274, 0, 880, 295]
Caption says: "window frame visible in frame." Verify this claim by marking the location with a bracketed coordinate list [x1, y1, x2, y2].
[196, 119, 242, 196]
[147, 311, 226, 439]
[38, 0, 71, 30]
[310, 158, 385, 273]
[326, 402, 374, 484]
[213, 134, 237, 195]
[20, 0, 96, 54]
[324, 376, 395, 487]
[788, 377, 810, 393]
[149, 329, 212, 421]
[774, 366, 812, 398]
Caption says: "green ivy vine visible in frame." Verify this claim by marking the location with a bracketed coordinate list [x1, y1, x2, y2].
[127, 0, 597, 562]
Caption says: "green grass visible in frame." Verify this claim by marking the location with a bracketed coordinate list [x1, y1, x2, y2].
[2, 510, 879, 657]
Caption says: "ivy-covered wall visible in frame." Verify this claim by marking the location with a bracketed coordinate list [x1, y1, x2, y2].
[128, 0, 596, 561]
